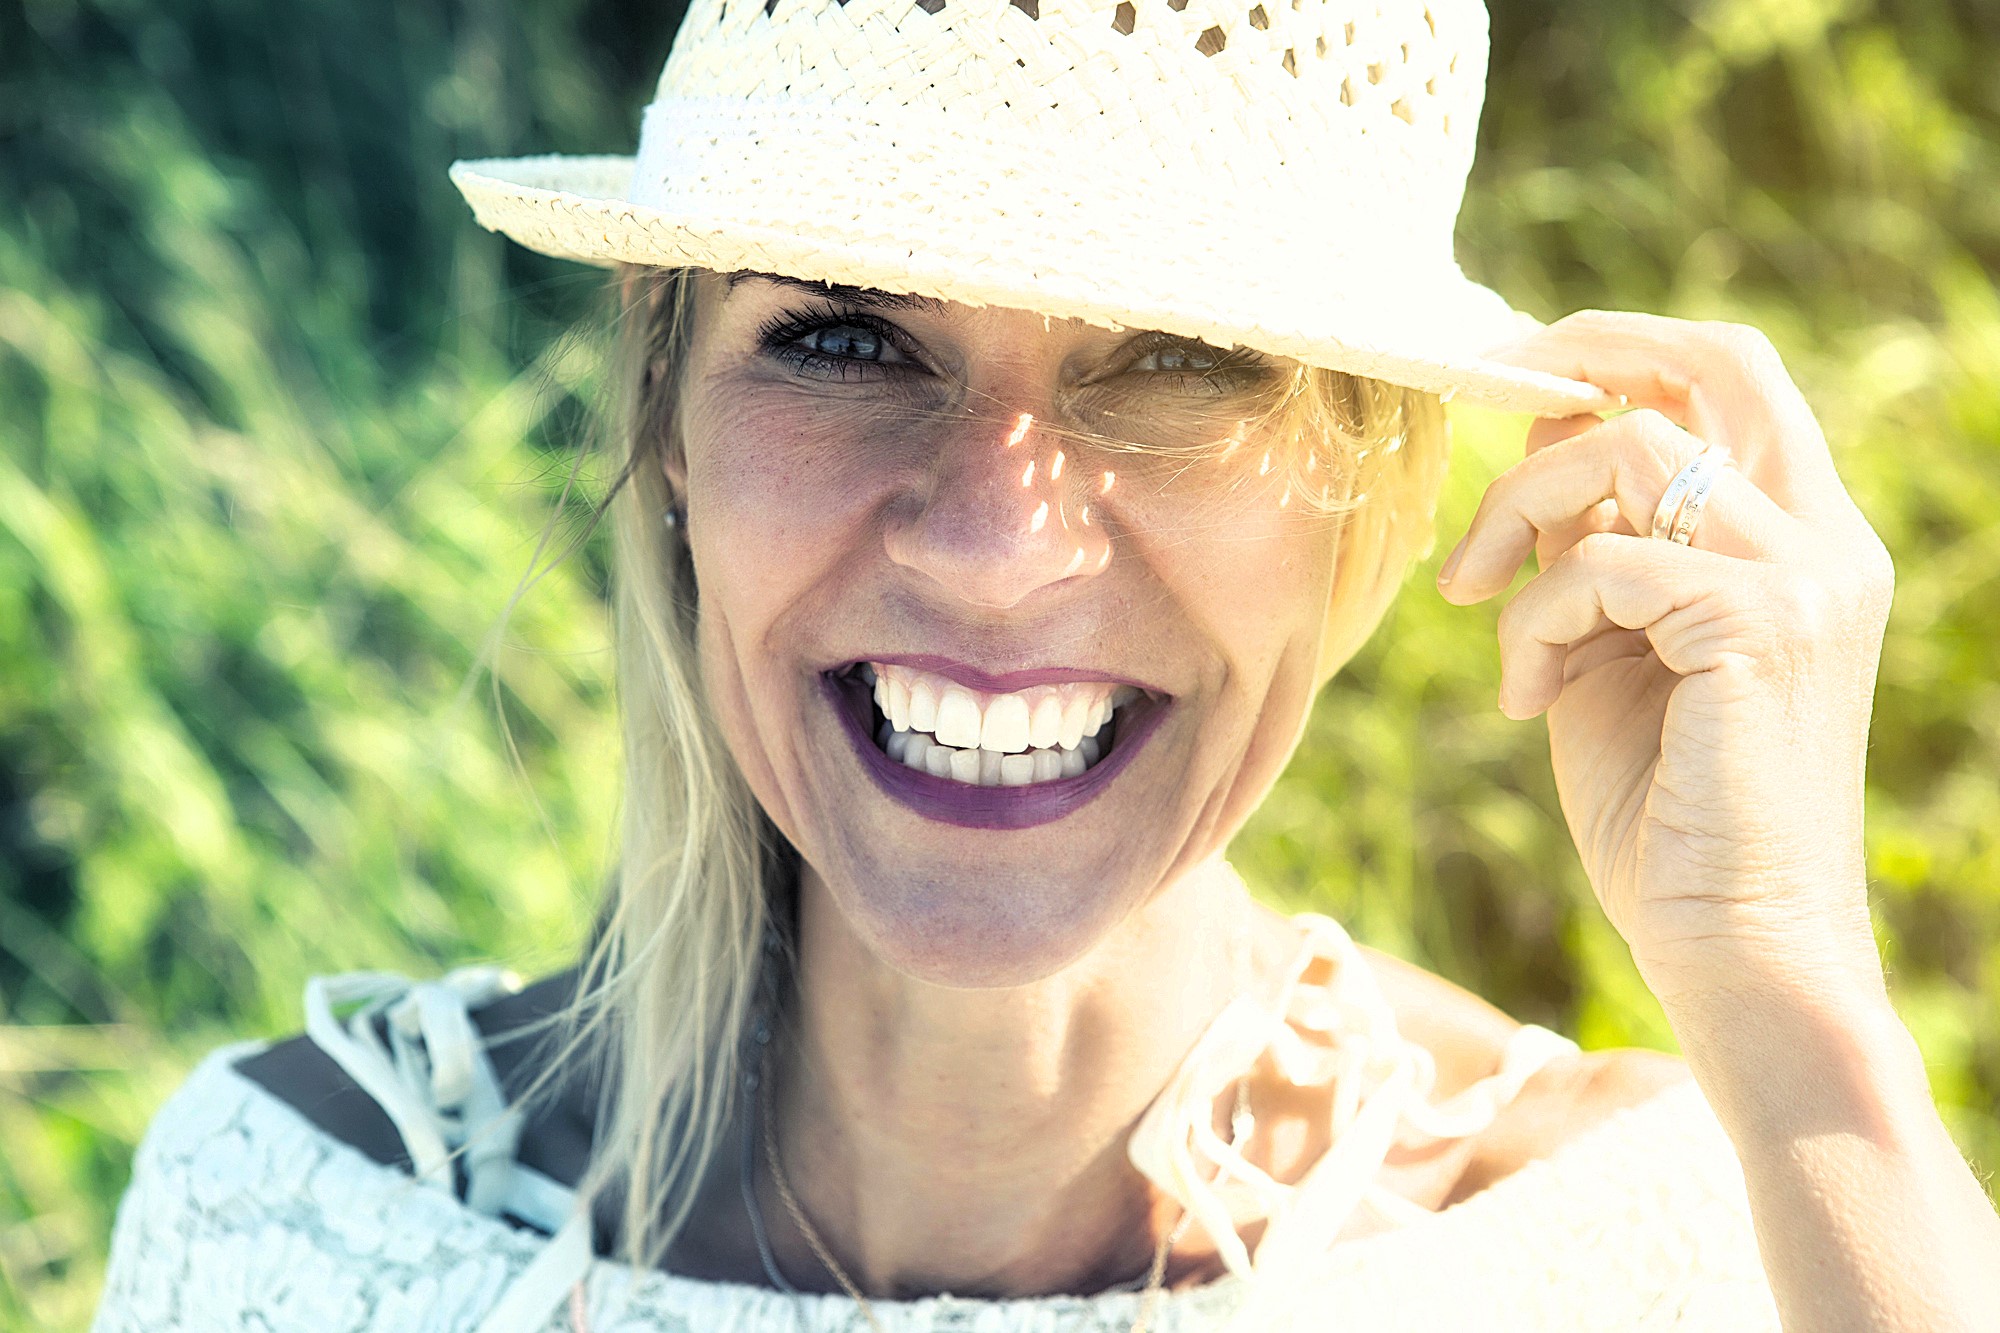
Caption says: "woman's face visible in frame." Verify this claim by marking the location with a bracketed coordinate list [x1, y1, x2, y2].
[672, 272, 1346, 986]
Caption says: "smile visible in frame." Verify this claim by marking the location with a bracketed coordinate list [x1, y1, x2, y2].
[821, 657, 1169, 830]
[865, 662, 1137, 786]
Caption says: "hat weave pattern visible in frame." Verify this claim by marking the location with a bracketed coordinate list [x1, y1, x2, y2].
[450, 0, 1614, 414]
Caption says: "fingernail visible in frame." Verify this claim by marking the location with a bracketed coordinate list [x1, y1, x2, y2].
[1438, 536, 1467, 586]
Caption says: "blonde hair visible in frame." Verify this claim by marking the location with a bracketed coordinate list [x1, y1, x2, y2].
[554, 265, 1452, 1270]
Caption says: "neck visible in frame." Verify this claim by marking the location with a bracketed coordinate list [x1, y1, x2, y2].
[766, 853, 1288, 1299]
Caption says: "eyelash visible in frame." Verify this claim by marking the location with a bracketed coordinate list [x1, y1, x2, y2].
[754, 302, 1275, 396]
[1108, 332, 1276, 397]
[755, 301, 920, 382]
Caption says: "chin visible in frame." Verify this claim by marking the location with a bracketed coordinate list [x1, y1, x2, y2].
[819, 852, 1140, 989]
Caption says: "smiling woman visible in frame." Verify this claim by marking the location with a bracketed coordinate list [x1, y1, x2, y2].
[658, 266, 1436, 968]
[86, 0, 2000, 1328]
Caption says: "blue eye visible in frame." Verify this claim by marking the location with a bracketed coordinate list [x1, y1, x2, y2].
[756, 306, 920, 381]
[1131, 343, 1222, 373]
[802, 323, 888, 362]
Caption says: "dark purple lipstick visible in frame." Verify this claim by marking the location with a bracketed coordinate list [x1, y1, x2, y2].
[818, 668, 1165, 830]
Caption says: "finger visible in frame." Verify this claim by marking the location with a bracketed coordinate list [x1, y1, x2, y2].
[1533, 496, 1627, 572]
[1494, 530, 1785, 719]
[1524, 414, 1613, 568]
[1484, 310, 1848, 524]
[1440, 409, 1803, 605]
[1524, 412, 1602, 458]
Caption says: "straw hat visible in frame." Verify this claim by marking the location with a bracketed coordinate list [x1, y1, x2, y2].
[450, 0, 1616, 416]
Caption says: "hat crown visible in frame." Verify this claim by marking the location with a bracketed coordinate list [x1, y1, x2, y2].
[447, 0, 1611, 414]
[653, 0, 1489, 249]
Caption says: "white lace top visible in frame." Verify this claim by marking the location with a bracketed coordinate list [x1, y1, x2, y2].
[92, 947, 1783, 1331]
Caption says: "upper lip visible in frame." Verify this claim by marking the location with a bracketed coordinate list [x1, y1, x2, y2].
[832, 653, 1170, 700]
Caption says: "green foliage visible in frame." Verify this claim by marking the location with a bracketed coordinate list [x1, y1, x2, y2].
[1, 0, 1995, 1326]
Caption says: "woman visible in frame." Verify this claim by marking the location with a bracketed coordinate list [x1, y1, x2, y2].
[92, 0, 2000, 1328]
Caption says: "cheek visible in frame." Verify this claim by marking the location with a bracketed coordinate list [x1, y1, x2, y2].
[1134, 460, 1341, 665]
[679, 389, 908, 626]
[1140, 469, 1339, 793]
[690, 402, 861, 550]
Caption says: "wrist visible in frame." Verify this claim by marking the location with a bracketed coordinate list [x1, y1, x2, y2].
[1660, 977, 1930, 1155]
[1630, 894, 1887, 1029]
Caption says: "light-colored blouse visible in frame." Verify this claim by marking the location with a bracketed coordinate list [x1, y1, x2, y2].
[91, 931, 1783, 1331]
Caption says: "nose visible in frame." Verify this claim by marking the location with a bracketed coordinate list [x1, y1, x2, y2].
[883, 411, 1115, 609]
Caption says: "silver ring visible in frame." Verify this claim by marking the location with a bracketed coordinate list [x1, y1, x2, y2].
[1650, 443, 1731, 543]
[1667, 464, 1724, 546]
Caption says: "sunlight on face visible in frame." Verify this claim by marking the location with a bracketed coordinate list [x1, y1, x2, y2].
[669, 271, 1347, 986]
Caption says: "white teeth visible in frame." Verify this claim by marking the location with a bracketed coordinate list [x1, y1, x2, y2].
[949, 748, 981, 785]
[878, 721, 1101, 788]
[908, 679, 939, 733]
[863, 662, 1148, 787]
[1028, 691, 1063, 749]
[979, 693, 1032, 754]
[934, 686, 983, 749]
[1058, 694, 1091, 750]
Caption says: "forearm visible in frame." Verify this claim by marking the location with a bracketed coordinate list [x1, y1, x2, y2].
[1663, 981, 2000, 1332]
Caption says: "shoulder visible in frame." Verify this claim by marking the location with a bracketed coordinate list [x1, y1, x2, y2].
[93, 983, 600, 1333]
[1357, 944, 1694, 1196]
[232, 969, 597, 1187]
[1449, 1045, 1693, 1202]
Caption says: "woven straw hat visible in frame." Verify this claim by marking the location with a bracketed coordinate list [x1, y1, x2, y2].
[450, 0, 1616, 416]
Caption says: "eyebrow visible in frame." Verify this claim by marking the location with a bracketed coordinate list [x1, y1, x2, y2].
[724, 271, 950, 318]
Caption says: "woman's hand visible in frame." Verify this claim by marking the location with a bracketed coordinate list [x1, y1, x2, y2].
[1439, 311, 2000, 1331]
[1436, 310, 1894, 1012]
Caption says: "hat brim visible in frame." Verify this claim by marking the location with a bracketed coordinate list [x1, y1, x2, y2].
[449, 150, 1617, 418]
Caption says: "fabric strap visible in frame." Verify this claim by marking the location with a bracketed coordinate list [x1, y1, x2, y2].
[304, 967, 589, 1331]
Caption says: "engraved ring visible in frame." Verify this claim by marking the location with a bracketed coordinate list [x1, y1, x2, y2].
[1650, 443, 1732, 545]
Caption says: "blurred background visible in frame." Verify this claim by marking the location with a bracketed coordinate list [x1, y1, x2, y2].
[2, 0, 1996, 1325]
